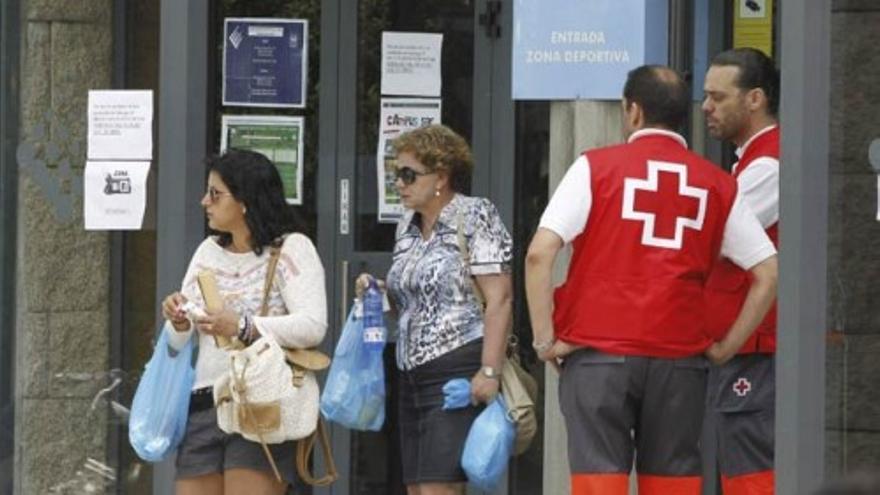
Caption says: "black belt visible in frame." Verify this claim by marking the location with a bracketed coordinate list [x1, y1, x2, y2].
[189, 387, 214, 413]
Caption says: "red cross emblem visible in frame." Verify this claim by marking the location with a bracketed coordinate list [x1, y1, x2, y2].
[733, 377, 752, 397]
[621, 160, 707, 249]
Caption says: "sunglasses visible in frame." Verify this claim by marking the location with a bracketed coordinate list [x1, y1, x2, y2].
[206, 186, 232, 203]
[395, 166, 435, 185]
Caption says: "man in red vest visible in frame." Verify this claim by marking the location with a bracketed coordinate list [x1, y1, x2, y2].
[525, 65, 778, 495]
[702, 48, 781, 495]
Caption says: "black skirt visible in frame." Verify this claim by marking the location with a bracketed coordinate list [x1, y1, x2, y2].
[397, 339, 484, 485]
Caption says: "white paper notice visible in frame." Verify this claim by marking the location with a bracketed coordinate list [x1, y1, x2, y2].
[88, 90, 154, 160]
[84, 161, 150, 230]
[376, 98, 442, 223]
[381, 32, 443, 97]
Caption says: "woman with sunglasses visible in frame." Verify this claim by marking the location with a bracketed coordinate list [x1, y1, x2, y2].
[356, 124, 513, 495]
[159, 149, 327, 495]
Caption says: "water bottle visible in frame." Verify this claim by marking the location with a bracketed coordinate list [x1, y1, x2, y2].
[362, 280, 386, 348]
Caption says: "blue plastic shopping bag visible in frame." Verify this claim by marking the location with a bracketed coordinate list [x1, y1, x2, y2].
[128, 324, 196, 462]
[462, 396, 515, 492]
[442, 378, 471, 410]
[320, 305, 386, 431]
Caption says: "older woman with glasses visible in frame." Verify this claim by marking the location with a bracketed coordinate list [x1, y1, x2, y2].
[356, 124, 513, 495]
[159, 149, 327, 495]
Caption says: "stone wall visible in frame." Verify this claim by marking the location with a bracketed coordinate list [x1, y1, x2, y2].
[825, 0, 880, 478]
[14, 1, 113, 493]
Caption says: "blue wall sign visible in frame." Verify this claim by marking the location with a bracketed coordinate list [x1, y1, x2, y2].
[223, 18, 308, 108]
[512, 0, 669, 101]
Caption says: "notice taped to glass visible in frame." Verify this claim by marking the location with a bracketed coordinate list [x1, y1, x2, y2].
[376, 98, 442, 223]
[223, 18, 308, 108]
[221, 115, 305, 205]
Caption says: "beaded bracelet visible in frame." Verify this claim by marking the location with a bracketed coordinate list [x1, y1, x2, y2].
[237, 313, 257, 345]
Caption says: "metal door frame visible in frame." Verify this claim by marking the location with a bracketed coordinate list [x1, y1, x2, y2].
[155, 1, 211, 492]
[0, 0, 21, 489]
[776, 2, 830, 493]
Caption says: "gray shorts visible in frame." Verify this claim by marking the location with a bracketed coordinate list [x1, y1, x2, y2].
[709, 353, 775, 477]
[559, 348, 708, 477]
[175, 405, 299, 487]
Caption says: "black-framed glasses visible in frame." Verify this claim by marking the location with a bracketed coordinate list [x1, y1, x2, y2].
[395, 166, 435, 185]
[206, 186, 232, 203]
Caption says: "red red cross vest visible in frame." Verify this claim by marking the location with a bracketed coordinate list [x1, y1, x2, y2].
[552, 132, 739, 358]
[704, 127, 780, 354]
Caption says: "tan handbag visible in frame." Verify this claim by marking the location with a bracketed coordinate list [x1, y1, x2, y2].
[456, 215, 539, 455]
[500, 337, 539, 455]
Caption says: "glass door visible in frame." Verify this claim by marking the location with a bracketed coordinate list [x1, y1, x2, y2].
[331, 1, 498, 493]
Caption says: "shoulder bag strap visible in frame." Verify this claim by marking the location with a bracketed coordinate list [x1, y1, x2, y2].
[260, 245, 282, 317]
[456, 212, 486, 309]
[296, 416, 339, 486]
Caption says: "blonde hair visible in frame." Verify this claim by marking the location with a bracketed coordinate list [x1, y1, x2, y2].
[392, 124, 473, 193]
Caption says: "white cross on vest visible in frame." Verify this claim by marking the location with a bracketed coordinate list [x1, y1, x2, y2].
[621, 160, 708, 250]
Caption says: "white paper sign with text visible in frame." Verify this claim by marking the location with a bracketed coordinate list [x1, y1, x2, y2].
[381, 32, 443, 97]
[84, 161, 150, 230]
[87, 90, 154, 160]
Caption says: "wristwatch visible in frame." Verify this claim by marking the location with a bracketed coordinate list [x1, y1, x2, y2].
[532, 337, 556, 353]
[480, 365, 500, 380]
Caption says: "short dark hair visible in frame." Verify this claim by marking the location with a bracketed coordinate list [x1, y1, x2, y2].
[207, 149, 302, 255]
[623, 65, 690, 131]
[710, 48, 780, 117]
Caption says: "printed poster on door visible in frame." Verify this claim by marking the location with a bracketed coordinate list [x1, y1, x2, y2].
[381, 31, 443, 97]
[221, 115, 304, 205]
[223, 18, 308, 108]
[376, 98, 442, 223]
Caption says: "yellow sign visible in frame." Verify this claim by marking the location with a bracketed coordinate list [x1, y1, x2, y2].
[733, 0, 774, 57]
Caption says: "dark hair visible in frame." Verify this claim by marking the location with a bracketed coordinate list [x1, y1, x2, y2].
[207, 149, 301, 255]
[623, 65, 690, 131]
[392, 124, 474, 193]
[710, 48, 780, 117]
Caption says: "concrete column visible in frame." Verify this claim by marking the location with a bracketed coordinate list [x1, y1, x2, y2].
[14, 1, 114, 493]
[543, 100, 623, 495]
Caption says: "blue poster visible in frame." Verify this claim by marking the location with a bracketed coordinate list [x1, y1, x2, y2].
[223, 18, 308, 108]
[512, 0, 668, 101]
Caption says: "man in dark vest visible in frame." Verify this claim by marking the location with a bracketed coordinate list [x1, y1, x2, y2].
[525, 65, 778, 495]
[703, 47, 781, 495]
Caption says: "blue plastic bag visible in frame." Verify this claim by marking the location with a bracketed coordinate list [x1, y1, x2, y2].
[320, 305, 386, 431]
[462, 396, 515, 492]
[442, 378, 471, 410]
[128, 324, 196, 462]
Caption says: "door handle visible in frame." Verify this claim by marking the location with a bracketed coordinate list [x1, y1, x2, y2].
[340, 259, 349, 328]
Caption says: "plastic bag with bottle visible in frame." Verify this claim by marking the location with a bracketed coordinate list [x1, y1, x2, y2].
[320, 282, 386, 431]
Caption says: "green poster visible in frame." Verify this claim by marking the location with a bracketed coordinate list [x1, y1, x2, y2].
[221, 115, 304, 205]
